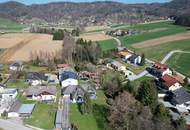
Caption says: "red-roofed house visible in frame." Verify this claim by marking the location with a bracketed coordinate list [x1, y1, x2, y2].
[57, 64, 69, 69]
[151, 63, 172, 77]
[160, 74, 183, 91]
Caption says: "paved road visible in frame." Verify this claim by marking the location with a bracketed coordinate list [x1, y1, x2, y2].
[128, 70, 148, 81]
[161, 50, 190, 64]
[0, 119, 32, 130]
[62, 96, 70, 130]
[113, 37, 122, 46]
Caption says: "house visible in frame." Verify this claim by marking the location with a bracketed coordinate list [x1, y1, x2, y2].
[45, 74, 59, 85]
[8, 100, 21, 117]
[149, 63, 172, 77]
[9, 62, 23, 71]
[171, 88, 190, 113]
[0, 88, 18, 100]
[55, 110, 63, 130]
[57, 64, 69, 69]
[24, 86, 57, 102]
[108, 60, 126, 72]
[128, 54, 142, 65]
[118, 51, 132, 61]
[159, 74, 183, 91]
[60, 71, 78, 88]
[26, 72, 48, 86]
[63, 84, 96, 103]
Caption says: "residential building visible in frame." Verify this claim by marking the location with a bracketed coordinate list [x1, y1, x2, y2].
[149, 63, 172, 77]
[0, 88, 18, 100]
[18, 104, 35, 117]
[8, 100, 21, 117]
[60, 71, 78, 88]
[159, 74, 183, 91]
[118, 51, 132, 61]
[26, 72, 48, 86]
[24, 86, 57, 102]
[128, 54, 142, 65]
[9, 62, 23, 71]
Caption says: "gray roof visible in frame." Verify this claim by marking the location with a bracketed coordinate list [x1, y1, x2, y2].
[63, 85, 77, 95]
[10, 62, 22, 67]
[172, 88, 190, 105]
[0, 88, 17, 94]
[18, 104, 35, 114]
[128, 54, 139, 61]
[55, 110, 63, 128]
[26, 72, 47, 81]
[61, 71, 78, 81]
[9, 100, 22, 112]
[25, 86, 57, 96]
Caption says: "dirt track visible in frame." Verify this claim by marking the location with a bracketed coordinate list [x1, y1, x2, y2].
[132, 32, 190, 48]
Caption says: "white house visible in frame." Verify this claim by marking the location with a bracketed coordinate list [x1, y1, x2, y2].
[24, 86, 57, 102]
[0, 88, 18, 100]
[128, 54, 142, 65]
[26, 72, 47, 86]
[9, 62, 23, 72]
[60, 71, 78, 88]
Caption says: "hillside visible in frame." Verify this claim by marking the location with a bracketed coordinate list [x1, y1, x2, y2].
[0, 0, 189, 26]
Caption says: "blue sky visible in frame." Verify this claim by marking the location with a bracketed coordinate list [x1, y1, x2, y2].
[0, 0, 172, 5]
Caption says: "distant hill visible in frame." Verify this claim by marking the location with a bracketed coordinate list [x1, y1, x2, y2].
[0, 0, 189, 26]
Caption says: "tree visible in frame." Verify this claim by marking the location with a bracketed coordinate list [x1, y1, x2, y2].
[137, 79, 158, 110]
[80, 93, 92, 114]
[175, 117, 186, 129]
[53, 30, 64, 40]
[183, 77, 189, 87]
[154, 104, 170, 118]
[140, 53, 145, 66]
[123, 80, 135, 94]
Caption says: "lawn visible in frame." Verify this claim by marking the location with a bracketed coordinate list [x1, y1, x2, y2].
[98, 39, 117, 51]
[135, 39, 190, 62]
[167, 53, 190, 77]
[70, 90, 109, 130]
[24, 103, 57, 130]
[0, 17, 26, 32]
[6, 79, 28, 89]
[119, 21, 189, 47]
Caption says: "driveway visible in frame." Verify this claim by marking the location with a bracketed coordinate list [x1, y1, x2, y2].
[62, 96, 70, 130]
[0, 119, 32, 130]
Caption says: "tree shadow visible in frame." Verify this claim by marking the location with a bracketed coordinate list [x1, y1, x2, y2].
[92, 104, 110, 130]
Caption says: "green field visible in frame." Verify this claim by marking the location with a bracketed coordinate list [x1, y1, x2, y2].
[167, 53, 190, 77]
[98, 39, 117, 51]
[119, 21, 189, 47]
[70, 90, 109, 130]
[24, 103, 56, 130]
[135, 39, 190, 61]
[0, 17, 26, 32]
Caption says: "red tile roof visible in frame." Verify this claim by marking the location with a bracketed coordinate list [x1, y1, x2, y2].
[173, 75, 184, 84]
[152, 63, 168, 72]
[161, 74, 179, 88]
[57, 64, 69, 69]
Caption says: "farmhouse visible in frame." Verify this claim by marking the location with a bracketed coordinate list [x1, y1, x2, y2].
[128, 54, 142, 65]
[60, 71, 78, 88]
[0, 88, 18, 100]
[24, 86, 57, 102]
[26, 72, 48, 86]
[149, 63, 172, 77]
[9, 62, 23, 72]
[159, 74, 183, 91]
[8, 100, 21, 118]
[108, 60, 126, 72]
[118, 51, 132, 61]
[171, 88, 190, 113]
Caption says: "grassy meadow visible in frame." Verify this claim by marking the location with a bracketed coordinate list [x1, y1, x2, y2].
[98, 39, 117, 51]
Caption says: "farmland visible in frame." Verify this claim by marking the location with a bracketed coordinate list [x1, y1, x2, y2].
[0, 17, 26, 32]
[0, 33, 62, 62]
[98, 39, 117, 51]
[167, 53, 190, 77]
[79, 32, 111, 41]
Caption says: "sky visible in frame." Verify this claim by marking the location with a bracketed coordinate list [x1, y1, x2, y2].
[0, 0, 172, 5]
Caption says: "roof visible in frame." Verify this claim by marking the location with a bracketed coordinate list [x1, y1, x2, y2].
[161, 74, 179, 88]
[118, 51, 132, 57]
[0, 88, 17, 94]
[10, 62, 22, 67]
[63, 85, 77, 95]
[25, 86, 57, 96]
[26, 72, 47, 81]
[172, 88, 190, 105]
[111, 61, 125, 68]
[128, 54, 139, 61]
[9, 100, 22, 112]
[61, 71, 78, 81]
[173, 75, 184, 84]
[80, 84, 96, 93]
[18, 104, 35, 114]
[152, 63, 168, 72]
[57, 64, 69, 69]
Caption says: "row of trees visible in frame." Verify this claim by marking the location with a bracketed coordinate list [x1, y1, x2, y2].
[175, 13, 190, 27]
[101, 71, 186, 130]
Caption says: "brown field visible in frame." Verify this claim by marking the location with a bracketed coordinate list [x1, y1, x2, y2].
[132, 32, 190, 48]
[85, 25, 109, 32]
[0, 33, 62, 63]
[79, 32, 112, 41]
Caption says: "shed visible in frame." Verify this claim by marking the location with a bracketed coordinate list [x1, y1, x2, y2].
[8, 100, 22, 118]
[18, 104, 35, 117]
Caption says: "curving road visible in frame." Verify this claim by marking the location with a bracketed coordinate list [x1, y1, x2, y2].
[113, 37, 122, 46]
[0, 119, 32, 130]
